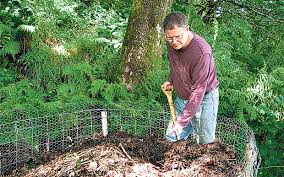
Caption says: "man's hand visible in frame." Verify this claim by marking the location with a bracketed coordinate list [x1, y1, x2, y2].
[172, 122, 183, 135]
[162, 81, 173, 91]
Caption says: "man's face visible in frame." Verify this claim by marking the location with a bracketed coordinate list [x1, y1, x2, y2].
[165, 26, 188, 50]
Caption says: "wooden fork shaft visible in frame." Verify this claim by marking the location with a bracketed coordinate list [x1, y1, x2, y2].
[161, 85, 177, 123]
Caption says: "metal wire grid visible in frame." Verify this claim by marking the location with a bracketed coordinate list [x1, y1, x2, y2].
[216, 116, 261, 177]
[0, 103, 260, 176]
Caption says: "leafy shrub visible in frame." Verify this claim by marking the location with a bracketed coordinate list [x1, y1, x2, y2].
[19, 46, 66, 90]
[0, 0, 35, 59]
[0, 80, 45, 112]
[0, 66, 15, 87]
[245, 69, 284, 176]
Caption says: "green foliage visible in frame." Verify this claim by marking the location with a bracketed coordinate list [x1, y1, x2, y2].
[0, 0, 35, 59]
[134, 69, 169, 102]
[246, 68, 284, 123]
[90, 79, 107, 97]
[213, 39, 256, 120]
[0, 80, 45, 112]
[62, 62, 94, 94]
[173, 1, 214, 44]
[19, 46, 65, 90]
[222, 18, 252, 55]
[0, 0, 34, 24]
[103, 82, 131, 102]
[176, 1, 284, 175]
[90, 80, 132, 102]
[1, 0, 129, 106]
[33, 1, 127, 46]
[97, 0, 132, 18]
[0, 22, 27, 58]
[1, 40, 21, 58]
[267, 34, 284, 71]
[68, 36, 123, 82]
[270, 67, 284, 95]
[0, 64, 16, 87]
[0, 1, 283, 175]
[244, 69, 284, 176]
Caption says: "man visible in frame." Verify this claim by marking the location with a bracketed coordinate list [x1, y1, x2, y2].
[162, 12, 219, 144]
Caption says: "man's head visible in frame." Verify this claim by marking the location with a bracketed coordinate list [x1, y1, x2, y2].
[163, 12, 188, 30]
[163, 12, 191, 50]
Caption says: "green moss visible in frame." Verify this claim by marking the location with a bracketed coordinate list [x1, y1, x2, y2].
[131, 0, 143, 14]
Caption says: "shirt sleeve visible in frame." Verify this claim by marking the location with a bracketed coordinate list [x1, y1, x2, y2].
[177, 53, 211, 127]
[168, 69, 173, 83]
[167, 54, 173, 83]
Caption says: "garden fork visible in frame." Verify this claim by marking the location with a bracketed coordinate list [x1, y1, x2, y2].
[161, 85, 179, 140]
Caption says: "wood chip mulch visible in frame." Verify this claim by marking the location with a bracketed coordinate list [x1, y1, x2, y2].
[8, 132, 243, 177]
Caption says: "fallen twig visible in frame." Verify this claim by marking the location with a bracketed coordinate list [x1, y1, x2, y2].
[119, 143, 133, 161]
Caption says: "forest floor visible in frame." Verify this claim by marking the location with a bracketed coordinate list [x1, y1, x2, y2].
[8, 132, 242, 177]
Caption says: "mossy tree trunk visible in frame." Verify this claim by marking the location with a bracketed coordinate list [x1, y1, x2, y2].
[121, 0, 172, 90]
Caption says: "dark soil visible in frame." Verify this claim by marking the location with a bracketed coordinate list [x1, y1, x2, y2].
[7, 131, 242, 177]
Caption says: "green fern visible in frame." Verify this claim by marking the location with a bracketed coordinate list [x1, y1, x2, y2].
[0, 23, 11, 37]
[135, 69, 168, 102]
[63, 63, 94, 79]
[102, 83, 119, 102]
[1, 40, 21, 57]
[62, 62, 94, 94]
[0, 68, 15, 87]
[102, 82, 131, 102]
[90, 79, 106, 97]
[17, 24, 36, 33]
[0, 80, 45, 112]
[57, 83, 77, 97]
[270, 67, 284, 81]
[270, 67, 284, 96]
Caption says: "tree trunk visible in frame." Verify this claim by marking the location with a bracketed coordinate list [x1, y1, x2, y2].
[121, 0, 173, 90]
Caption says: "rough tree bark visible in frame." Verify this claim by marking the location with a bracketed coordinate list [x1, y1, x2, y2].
[121, 0, 173, 90]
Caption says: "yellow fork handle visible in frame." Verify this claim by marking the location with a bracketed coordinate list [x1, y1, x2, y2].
[161, 85, 176, 123]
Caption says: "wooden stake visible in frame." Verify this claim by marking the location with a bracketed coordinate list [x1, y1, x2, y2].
[101, 111, 108, 137]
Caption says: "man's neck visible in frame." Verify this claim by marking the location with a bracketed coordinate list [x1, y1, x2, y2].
[183, 31, 193, 48]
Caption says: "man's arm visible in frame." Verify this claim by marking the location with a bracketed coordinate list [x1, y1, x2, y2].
[168, 67, 173, 84]
[177, 53, 211, 127]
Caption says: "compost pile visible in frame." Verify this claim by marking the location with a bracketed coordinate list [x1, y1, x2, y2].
[12, 132, 242, 177]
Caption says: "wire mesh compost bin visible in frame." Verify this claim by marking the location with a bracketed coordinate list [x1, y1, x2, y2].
[0, 102, 260, 176]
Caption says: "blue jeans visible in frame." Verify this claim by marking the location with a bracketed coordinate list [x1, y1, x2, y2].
[166, 88, 219, 144]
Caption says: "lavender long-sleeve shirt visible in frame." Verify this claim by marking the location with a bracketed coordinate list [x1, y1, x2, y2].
[167, 33, 219, 127]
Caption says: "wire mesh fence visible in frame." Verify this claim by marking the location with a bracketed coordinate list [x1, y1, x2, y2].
[0, 101, 260, 176]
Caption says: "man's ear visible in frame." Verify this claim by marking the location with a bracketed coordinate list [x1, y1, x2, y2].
[185, 26, 189, 31]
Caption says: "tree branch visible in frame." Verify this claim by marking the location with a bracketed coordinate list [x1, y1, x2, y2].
[224, 0, 284, 23]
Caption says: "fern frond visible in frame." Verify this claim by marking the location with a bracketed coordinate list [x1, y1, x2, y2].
[17, 25, 36, 33]
[63, 63, 94, 78]
[1, 40, 21, 57]
[103, 83, 117, 102]
[114, 83, 131, 101]
[102, 82, 131, 102]
[0, 23, 11, 37]
[95, 37, 111, 43]
[57, 83, 76, 97]
[90, 79, 106, 97]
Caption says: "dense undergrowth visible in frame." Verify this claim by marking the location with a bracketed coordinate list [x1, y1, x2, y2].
[0, 0, 283, 176]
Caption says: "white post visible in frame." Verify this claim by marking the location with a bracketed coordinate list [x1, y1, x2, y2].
[101, 111, 108, 137]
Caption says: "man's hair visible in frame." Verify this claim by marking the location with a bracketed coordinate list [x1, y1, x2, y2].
[163, 12, 188, 30]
